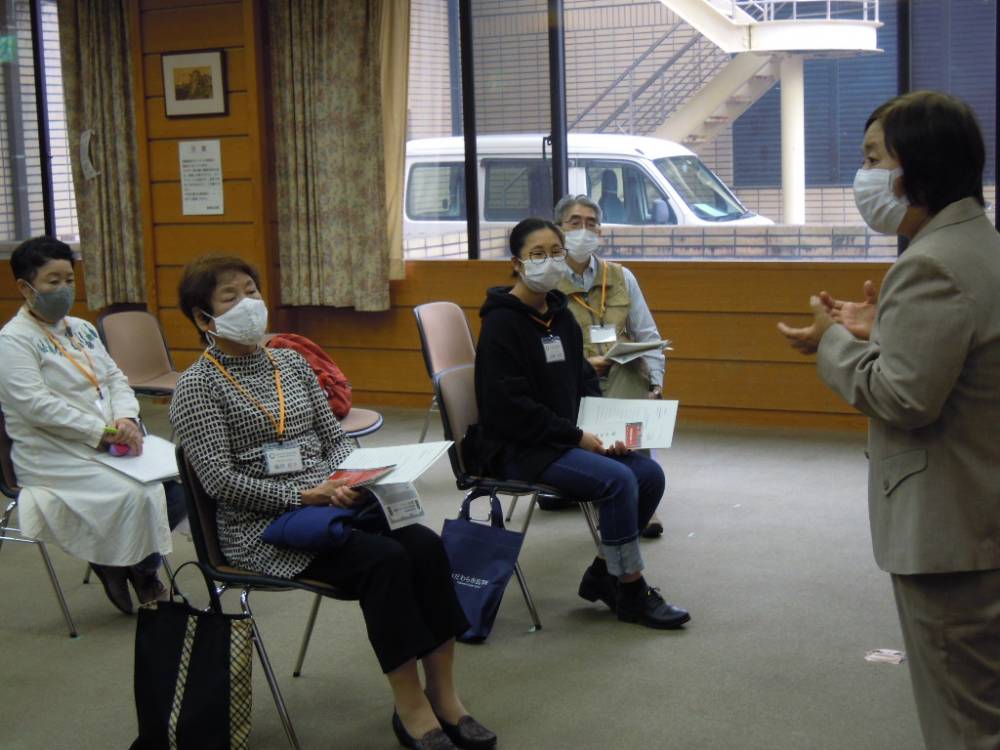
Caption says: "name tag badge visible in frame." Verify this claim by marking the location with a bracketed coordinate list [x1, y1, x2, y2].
[542, 335, 566, 363]
[590, 325, 618, 344]
[263, 442, 304, 475]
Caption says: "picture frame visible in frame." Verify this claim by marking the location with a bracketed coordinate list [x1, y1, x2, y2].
[161, 50, 227, 118]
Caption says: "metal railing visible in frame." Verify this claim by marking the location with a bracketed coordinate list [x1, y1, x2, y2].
[733, 0, 879, 22]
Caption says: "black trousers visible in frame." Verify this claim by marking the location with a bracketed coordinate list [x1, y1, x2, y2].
[297, 524, 469, 674]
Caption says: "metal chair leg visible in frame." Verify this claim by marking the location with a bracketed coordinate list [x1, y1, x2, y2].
[504, 495, 519, 523]
[0, 500, 14, 553]
[37, 540, 78, 638]
[241, 589, 301, 750]
[512, 561, 542, 632]
[293, 593, 323, 677]
[418, 394, 438, 443]
[82, 564, 92, 584]
[519, 494, 538, 535]
[580, 503, 602, 551]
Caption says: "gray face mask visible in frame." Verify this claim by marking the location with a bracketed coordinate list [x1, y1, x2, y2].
[27, 283, 74, 322]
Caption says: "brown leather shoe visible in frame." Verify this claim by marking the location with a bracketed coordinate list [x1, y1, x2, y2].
[90, 564, 134, 614]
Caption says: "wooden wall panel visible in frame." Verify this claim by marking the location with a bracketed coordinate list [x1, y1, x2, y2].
[140, 3, 245, 52]
[152, 181, 254, 223]
[153, 224, 257, 265]
[145, 92, 249, 139]
[629, 262, 885, 313]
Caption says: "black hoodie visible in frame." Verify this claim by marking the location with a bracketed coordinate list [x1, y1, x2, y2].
[465, 285, 599, 481]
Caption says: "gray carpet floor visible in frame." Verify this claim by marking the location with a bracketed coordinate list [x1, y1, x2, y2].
[0, 404, 923, 750]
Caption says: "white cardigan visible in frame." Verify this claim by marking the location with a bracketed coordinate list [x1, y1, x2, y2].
[0, 306, 171, 566]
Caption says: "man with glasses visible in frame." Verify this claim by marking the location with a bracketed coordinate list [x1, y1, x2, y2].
[554, 194, 667, 539]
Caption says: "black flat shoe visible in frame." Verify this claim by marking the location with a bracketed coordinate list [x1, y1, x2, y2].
[90, 563, 134, 614]
[437, 714, 498, 750]
[578, 565, 618, 612]
[392, 711, 458, 750]
[617, 583, 690, 630]
[641, 520, 664, 539]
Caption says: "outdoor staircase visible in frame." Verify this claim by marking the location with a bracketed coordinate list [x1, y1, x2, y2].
[569, 0, 881, 149]
[654, 0, 881, 146]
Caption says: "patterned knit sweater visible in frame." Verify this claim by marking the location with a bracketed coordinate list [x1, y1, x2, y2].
[170, 345, 353, 578]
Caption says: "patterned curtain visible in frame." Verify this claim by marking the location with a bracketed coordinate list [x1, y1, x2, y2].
[58, 0, 146, 308]
[381, 1, 409, 282]
[269, 0, 402, 311]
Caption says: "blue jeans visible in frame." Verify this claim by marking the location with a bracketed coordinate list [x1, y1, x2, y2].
[536, 449, 665, 577]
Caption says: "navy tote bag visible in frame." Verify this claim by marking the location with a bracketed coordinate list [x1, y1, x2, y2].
[441, 489, 524, 643]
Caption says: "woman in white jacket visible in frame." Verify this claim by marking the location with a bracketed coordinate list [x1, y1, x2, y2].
[0, 236, 183, 614]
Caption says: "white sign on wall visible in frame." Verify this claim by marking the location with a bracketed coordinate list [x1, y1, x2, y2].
[179, 140, 224, 215]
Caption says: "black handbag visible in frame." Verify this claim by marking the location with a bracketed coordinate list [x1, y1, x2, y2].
[130, 562, 253, 750]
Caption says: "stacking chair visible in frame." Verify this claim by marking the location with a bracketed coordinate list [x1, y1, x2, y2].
[176, 447, 357, 750]
[97, 311, 179, 396]
[340, 407, 384, 446]
[413, 301, 476, 442]
[432, 364, 602, 632]
[0, 412, 78, 637]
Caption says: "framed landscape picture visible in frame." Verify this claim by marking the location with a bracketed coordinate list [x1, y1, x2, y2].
[162, 50, 227, 118]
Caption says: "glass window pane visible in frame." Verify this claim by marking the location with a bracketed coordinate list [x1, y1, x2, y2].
[0, 0, 44, 242]
[406, 163, 467, 221]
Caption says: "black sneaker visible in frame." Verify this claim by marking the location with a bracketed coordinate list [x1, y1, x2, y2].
[578, 566, 618, 612]
[616, 584, 690, 629]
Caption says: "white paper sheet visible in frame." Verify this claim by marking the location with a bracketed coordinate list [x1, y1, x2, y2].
[605, 339, 672, 365]
[337, 441, 452, 484]
[577, 397, 679, 449]
[92, 434, 179, 483]
[179, 140, 224, 215]
[369, 482, 426, 530]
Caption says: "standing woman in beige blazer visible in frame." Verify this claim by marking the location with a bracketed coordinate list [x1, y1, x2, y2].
[779, 91, 1000, 749]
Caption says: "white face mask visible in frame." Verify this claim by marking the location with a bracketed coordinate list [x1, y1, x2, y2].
[564, 229, 600, 263]
[853, 167, 909, 235]
[519, 256, 568, 293]
[206, 297, 268, 346]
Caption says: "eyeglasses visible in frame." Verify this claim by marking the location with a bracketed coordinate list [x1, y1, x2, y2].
[563, 216, 600, 230]
[524, 248, 567, 264]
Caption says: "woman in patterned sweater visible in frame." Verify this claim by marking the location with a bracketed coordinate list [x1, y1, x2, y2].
[169, 257, 496, 750]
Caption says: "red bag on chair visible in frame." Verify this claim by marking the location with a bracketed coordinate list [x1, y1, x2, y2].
[266, 333, 352, 418]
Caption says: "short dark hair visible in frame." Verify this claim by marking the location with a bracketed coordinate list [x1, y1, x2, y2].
[509, 217, 564, 257]
[10, 236, 74, 283]
[867, 91, 985, 213]
[178, 255, 262, 332]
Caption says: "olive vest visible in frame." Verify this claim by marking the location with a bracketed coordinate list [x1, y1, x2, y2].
[558, 258, 650, 399]
[557, 258, 632, 358]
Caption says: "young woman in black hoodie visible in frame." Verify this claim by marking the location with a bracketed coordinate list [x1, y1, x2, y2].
[467, 217, 690, 630]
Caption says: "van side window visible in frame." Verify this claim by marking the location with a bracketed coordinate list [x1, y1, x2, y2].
[484, 160, 553, 221]
[406, 163, 466, 220]
[583, 162, 675, 225]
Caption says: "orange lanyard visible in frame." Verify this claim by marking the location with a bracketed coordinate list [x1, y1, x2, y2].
[570, 260, 608, 320]
[529, 314, 554, 331]
[37, 320, 103, 399]
[203, 350, 286, 440]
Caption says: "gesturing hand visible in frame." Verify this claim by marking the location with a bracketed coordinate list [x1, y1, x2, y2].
[818, 279, 878, 341]
[777, 295, 836, 355]
[301, 478, 362, 508]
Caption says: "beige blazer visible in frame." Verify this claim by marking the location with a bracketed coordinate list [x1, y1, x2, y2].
[818, 197, 1000, 575]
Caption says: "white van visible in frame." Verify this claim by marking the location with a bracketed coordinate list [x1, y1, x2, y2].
[404, 133, 772, 238]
